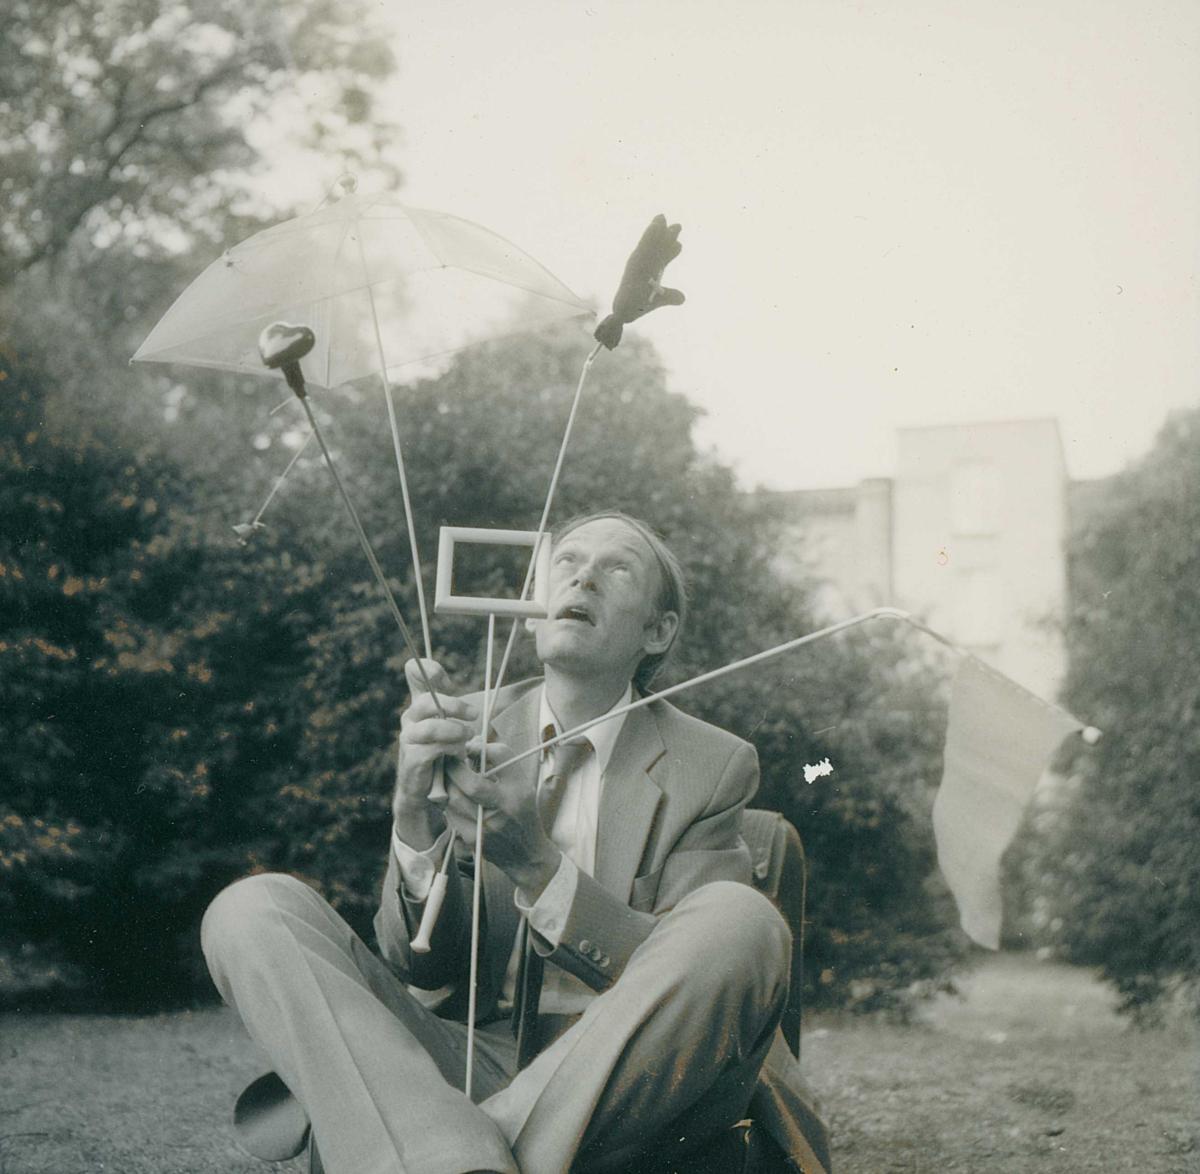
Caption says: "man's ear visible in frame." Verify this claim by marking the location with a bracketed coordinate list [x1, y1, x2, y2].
[642, 609, 679, 656]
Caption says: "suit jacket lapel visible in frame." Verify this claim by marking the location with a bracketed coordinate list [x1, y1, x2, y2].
[594, 703, 666, 901]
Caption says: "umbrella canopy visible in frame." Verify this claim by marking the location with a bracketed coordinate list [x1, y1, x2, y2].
[132, 189, 592, 387]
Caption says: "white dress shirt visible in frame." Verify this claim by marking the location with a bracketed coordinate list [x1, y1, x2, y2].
[392, 683, 631, 1013]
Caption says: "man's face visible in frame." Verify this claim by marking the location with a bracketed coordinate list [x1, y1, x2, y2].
[528, 518, 677, 682]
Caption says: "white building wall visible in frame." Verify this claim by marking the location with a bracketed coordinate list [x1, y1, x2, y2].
[891, 419, 1069, 698]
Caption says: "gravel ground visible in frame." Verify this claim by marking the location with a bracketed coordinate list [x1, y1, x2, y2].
[0, 953, 1195, 1173]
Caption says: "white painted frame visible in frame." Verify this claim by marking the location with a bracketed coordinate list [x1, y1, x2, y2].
[434, 527, 552, 617]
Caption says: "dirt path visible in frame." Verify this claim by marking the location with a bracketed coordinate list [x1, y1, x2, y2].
[0, 953, 1195, 1172]
[804, 952, 1199, 1173]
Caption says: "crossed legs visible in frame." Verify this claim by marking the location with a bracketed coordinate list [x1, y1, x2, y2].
[202, 873, 789, 1174]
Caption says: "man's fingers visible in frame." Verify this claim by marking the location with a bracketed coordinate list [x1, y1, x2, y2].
[443, 806, 477, 844]
[464, 736, 514, 770]
[445, 760, 485, 802]
[404, 657, 452, 695]
[403, 717, 475, 749]
[405, 691, 477, 724]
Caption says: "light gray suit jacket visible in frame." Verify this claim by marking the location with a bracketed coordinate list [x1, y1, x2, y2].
[374, 678, 831, 1173]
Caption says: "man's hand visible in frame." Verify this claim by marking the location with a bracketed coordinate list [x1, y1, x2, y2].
[394, 658, 479, 850]
[443, 739, 563, 902]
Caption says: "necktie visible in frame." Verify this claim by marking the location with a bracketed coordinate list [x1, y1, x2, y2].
[536, 732, 593, 840]
[512, 730, 592, 1067]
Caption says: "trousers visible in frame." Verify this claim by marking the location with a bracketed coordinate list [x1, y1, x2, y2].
[202, 873, 790, 1174]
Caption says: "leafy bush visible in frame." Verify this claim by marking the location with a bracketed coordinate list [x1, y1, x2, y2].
[1021, 410, 1200, 1015]
[0, 353, 324, 1006]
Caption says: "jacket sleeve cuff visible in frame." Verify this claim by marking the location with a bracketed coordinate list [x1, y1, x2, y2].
[391, 825, 452, 901]
[515, 853, 578, 948]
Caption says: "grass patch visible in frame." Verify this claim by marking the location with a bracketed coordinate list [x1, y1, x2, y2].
[0, 954, 1195, 1172]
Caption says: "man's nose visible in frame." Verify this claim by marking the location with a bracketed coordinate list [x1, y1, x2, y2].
[569, 559, 599, 589]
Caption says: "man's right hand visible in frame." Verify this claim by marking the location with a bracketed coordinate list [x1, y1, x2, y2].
[393, 658, 479, 850]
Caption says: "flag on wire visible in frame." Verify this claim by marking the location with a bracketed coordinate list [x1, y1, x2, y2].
[933, 656, 1082, 949]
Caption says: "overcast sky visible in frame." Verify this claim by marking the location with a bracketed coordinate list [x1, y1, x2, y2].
[284, 0, 1200, 490]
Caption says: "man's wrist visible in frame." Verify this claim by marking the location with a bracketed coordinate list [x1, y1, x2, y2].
[392, 799, 445, 850]
[509, 847, 563, 903]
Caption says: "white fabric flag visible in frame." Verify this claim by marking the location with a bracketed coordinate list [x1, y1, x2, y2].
[933, 657, 1082, 949]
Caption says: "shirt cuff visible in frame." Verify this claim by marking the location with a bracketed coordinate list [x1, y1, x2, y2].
[392, 825, 451, 901]
[515, 853, 578, 947]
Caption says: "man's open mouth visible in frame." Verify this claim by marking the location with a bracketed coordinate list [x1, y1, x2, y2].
[555, 604, 595, 625]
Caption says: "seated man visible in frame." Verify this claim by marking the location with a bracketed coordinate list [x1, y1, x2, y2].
[202, 511, 830, 1174]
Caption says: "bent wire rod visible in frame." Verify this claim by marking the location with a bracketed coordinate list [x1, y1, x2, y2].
[294, 392, 446, 716]
[487, 606, 1094, 778]
[491, 341, 605, 694]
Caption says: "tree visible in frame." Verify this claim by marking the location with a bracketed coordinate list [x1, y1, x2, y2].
[0, 349, 329, 1005]
[0, 0, 398, 282]
[1, 0, 402, 484]
[0, 0, 401, 1003]
[1031, 409, 1200, 1014]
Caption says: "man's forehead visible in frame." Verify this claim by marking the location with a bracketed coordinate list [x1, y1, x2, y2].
[557, 518, 655, 560]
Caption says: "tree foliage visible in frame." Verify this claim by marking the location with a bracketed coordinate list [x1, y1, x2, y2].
[0, 0, 398, 281]
[1021, 410, 1200, 1014]
[0, 350, 328, 1004]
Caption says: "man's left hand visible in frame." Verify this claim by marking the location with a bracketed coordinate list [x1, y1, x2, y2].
[443, 738, 562, 901]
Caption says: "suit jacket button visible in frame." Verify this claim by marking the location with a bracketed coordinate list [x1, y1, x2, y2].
[599, 954, 610, 968]
[579, 939, 592, 954]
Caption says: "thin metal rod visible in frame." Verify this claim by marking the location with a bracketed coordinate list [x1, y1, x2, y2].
[487, 606, 1093, 778]
[465, 611, 496, 1099]
[251, 430, 314, 525]
[492, 341, 604, 692]
[358, 232, 434, 658]
[296, 394, 445, 714]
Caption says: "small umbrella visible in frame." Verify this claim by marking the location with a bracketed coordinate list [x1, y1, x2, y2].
[133, 177, 592, 652]
[132, 179, 591, 387]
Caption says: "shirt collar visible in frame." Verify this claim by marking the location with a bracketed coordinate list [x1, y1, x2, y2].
[538, 682, 632, 776]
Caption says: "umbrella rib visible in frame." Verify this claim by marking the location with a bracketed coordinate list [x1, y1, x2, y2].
[405, 205, 591, 304]
[353, 224, 435, 657]
[450, 263, 592, 308]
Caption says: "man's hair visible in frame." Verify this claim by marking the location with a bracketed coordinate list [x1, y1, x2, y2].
[552, 511, 687, 693]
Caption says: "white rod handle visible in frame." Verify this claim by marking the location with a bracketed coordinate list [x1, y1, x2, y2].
[427, 757, 447, 804]
[411, 871, 449, 954]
